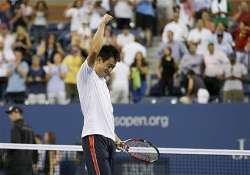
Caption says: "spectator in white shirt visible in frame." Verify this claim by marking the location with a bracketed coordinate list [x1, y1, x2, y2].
[203, 42, 229, 98]
[222, 53, 247, 103]
[0, 39, 8, 104]
[110, 58, 130, 104]
[65, 0, 88, 33]
[77, 21, 92, 51]
[211, 0, 228, 16]
[101, 0, 111, 12]
[89, 1, 106, 32]
[188, 19, 213, 55]
[162, 6, 189, 43]
[214, 32, 233, 56]
[0, 24, 15, 63]
[178, 0, 194, 28]
[122, 39, 147, 66]
[214, 22, 234, 46]
[114, 0, 134, 29]
[116, 27, 135, 49]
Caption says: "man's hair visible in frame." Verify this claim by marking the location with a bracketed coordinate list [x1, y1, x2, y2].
[98, 45, 120, 62]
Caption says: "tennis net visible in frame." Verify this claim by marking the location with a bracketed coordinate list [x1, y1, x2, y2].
[0, 143, 250, 175]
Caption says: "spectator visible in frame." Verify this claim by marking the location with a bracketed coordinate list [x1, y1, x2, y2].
[211, 0, 232, 27]
[43, 131, 60, 175]
[192, 0, 212, 14]
[114, 0, 134, 29]
[31, 0, 48, 44]
[0, 7, 10, 28]
[135, 0, 156, 47]
[157, 47, 177, 96]
[45, 52, 68, 105]
[180, 70, 208, 104]
[214, 32, 233, 56]
[130, 51, 149, 103]
[77, 21, 92, 51]
[179, 41, 204, 76]
[37, 33, 64, 65]
[222, 53, 247, 103]
[100, 0, 111, 12]
[0, 39, 8, 105]
[5, 49, 29, 104]
[26, 55, 46, 105]
[0, 149, 6, 174]
[244, 37, 250, 70]
[234, 1, 250, 27]
[13, 26, 32, 63]
[5, 105, 35, 175]
[234, 22, 250, 65]
[33, 134, 45, 175]
[65, 0, 88, 33]
[162, 5, 189, 43]
[214, 22, 234, 47]
[211, 0, 229, 15]
[157, 30, 188, 64]
[0, 24, 15, 62]
[110, 57, 130, 104]
[122, 39, 146, 66]
[201, 9, 215, 32]
[245, 36, 250, 55]
[178, 0, 194, 28]
[89, 1, 105, 32]
[116, 26, 135, 49]
[188, 19, 213, 55]
[63, 45, 83, 102]
[103, 25, 117, 46]
[0, 0, 10, 14]
[20, 0, 33, 26]
[203, 42, 229, 98]
[10, 4, 29, 31]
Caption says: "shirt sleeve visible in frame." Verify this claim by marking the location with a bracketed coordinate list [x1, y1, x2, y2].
[77, 60, 93, 84]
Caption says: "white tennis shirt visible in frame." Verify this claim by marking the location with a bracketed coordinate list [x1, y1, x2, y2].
[77, 61, 115, 141]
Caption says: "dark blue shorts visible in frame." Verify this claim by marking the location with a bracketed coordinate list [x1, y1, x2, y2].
[82, 135, 116, 175]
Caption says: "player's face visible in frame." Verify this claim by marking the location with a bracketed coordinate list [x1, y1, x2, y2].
[8, 112, 19, 122]
[97, 57, 116, 77]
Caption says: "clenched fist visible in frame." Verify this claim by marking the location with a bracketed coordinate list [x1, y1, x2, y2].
[100, 14, 113, 25]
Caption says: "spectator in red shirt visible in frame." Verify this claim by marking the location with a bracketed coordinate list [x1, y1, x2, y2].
[234, 22, 250, 64]
[234, 2, 250, 27]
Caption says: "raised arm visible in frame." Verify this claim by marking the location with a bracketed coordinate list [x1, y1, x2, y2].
[87, 14, 113, 68]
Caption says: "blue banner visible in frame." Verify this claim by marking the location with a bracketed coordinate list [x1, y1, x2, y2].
[1, 104, 250, 149]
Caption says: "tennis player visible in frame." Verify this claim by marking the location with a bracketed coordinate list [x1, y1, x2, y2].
[77, 14, 126, 175]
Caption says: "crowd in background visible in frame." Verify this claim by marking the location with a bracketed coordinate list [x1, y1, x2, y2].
[0, 0, 249, 105]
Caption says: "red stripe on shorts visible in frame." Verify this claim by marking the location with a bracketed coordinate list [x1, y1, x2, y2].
[89, 136, 101, 175]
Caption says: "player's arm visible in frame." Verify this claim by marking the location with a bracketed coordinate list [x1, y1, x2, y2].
[87, 14, 113, 68]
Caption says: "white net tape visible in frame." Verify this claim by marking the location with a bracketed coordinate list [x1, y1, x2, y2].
[1, 143, 250, 156]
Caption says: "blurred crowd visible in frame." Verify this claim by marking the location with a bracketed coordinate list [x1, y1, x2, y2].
[0, 0, 249, 105]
